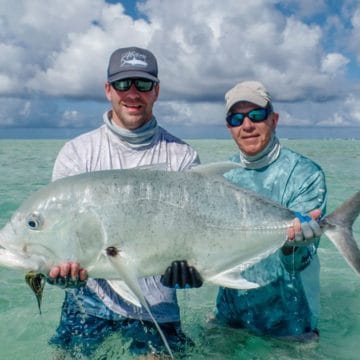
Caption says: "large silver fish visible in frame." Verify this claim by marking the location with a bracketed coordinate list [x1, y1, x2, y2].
[1, 163, 360, 358]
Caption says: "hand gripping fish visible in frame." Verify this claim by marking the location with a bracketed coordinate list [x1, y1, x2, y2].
[1, 162, 360, 358]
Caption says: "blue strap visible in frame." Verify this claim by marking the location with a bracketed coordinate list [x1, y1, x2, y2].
[294, 212, 312, 223]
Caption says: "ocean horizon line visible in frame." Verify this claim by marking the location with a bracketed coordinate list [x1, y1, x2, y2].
[1, 125, 360, 140]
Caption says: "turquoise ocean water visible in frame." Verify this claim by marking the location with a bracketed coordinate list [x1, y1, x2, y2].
[0, 139, 359, 359]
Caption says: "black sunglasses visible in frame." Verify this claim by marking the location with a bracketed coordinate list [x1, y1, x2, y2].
[111, 78, 156, 92]
[226, 107, 272, 127]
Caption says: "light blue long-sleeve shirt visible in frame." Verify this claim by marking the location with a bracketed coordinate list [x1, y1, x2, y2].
[215, 145, 327, 337]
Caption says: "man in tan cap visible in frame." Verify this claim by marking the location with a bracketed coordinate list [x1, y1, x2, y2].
[215, 80, 327, 340]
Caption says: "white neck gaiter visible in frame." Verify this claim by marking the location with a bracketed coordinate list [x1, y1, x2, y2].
[238, 133, 281, 169]
[103, 111, 158, 148]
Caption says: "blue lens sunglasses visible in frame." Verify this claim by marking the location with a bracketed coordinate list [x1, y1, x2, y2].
[226, 106, 273, 127]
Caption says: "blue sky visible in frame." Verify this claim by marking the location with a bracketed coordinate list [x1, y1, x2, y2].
[1, 0, 360, 139]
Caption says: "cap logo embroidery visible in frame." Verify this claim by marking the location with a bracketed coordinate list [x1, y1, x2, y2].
[120, 51, 148, 67]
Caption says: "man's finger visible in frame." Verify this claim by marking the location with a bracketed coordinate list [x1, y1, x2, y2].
[59, 262, 71, 278]
[79, 268, 88, 281]
[308, 219, 322, 237]
[70, 262, 80, 280]
[48, 266, 60, 278]
[309, 209, 321, 220]
[300, 222, 313, 239]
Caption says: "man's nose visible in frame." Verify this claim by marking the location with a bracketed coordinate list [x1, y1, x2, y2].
[241, 116, 254, 128]
[125, 84, 141, 96]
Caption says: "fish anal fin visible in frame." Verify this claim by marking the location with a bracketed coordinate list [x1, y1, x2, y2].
[107, 280, 141, 307]
[209, 272, 259, 289]
[105, 247, 174, 359]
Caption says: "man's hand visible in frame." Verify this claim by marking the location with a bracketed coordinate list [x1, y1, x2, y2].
[47, 262, 88, 288]
[161, 260, 203, 289]
[287, 209, 322, 242]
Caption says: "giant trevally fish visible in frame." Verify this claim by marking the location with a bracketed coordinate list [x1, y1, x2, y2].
[1, 162, 360, 358]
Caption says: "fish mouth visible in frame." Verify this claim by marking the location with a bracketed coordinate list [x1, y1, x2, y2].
[0, 231, 46, 314]
[0, 243, 45, 273]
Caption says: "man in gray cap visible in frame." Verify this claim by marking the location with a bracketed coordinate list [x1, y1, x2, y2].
[214, 80, 327, 340]
[46, 46, 201, 358]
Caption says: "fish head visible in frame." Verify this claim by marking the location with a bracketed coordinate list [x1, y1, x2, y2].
[0, 180, 105, 274]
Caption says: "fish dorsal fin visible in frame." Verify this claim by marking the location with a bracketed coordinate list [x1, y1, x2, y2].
[105, 246, 174, 359]
[132, 163, 168, 171]
[107, 280, 141, 307]
[189, 161, 241, 176]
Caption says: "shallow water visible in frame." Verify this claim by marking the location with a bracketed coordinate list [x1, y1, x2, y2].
[0, 139, 359, 359]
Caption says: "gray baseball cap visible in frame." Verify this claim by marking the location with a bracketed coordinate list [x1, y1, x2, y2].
[107, 47, 159, 83]
[225, 81, 272, 113]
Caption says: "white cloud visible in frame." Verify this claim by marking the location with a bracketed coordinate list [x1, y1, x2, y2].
[19, 101, 31, 117]
[350, 7, 360, 62]
[27, 2, 154, 97]
[345, 94, 360, 125]
[321, 53, 350, 75]
[0, 73, 14, 94]
[0, 97, 60, 127]
[0, 0, 106, 96]
[279, 0, 327, 18]
[156, 100, 224, 127]
[318, 112, 348, 126]
[0, 0, 350, 99]
[60, 110, 80, 128]
[277, 91, 360, 128]
[0, 0, 359, 130]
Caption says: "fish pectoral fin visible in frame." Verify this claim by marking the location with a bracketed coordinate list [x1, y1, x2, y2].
[107, 280, 141, 307]
[73, 210, 105, 265]
[208, 272, 259, 289]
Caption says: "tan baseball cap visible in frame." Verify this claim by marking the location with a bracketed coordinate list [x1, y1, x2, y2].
[225, 81, 272, 113]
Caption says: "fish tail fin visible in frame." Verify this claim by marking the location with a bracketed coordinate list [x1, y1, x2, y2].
[106, 247, 174, 359]
[322, 191, 360, 275]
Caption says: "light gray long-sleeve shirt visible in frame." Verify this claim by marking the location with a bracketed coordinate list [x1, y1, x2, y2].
[52, 112, 199, 323]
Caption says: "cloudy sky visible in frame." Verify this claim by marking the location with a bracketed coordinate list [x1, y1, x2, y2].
[1, 0, 360, 138]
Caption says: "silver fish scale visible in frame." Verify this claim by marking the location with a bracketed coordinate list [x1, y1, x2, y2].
[0, 168, 295, 280]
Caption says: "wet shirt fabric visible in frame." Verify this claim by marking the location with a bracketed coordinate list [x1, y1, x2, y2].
[50, 111, 199, 354]
[215, 144, 327, 338]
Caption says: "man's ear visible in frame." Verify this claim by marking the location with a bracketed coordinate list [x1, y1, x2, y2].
[154, 83, 160, 100]
[271, 112, 279, 129]
[104, 82, 112, 101]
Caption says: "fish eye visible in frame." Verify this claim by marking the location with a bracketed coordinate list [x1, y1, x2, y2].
[26, 213, 44, 230]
